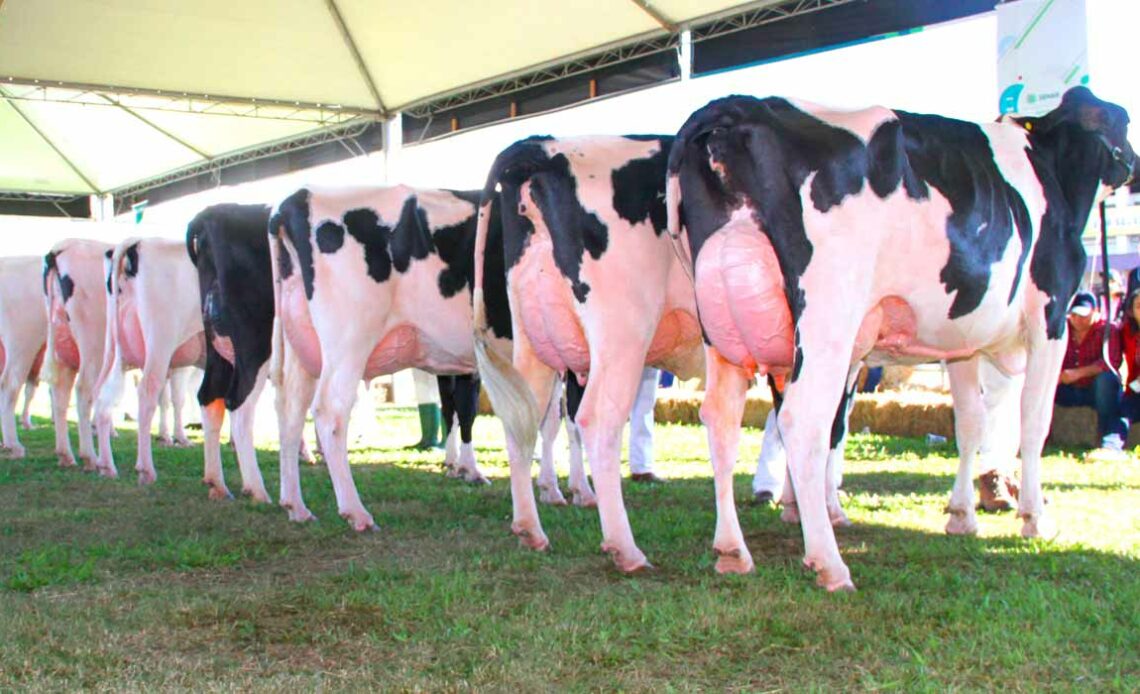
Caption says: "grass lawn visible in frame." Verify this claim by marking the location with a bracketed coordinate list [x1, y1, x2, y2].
[1, 405, 1138, 691]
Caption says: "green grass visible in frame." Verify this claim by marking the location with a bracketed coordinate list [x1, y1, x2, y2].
[1, 406, 1138, 691]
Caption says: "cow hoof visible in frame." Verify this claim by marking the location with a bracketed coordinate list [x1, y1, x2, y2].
[1, 445, 26, 459]
[1020, 514, 1057, 540]
[206, 482, 234, 501]
[602, 542, 652, 573]
[511, 522, 550, 551]
[464, 471, 491, 486]
[806, 558, 855, 592]
[79, 455, 98, 472]
[98, 466, 118, 480]
[157, 436, 174, 447]
[57, 453, 78, 469]
[137, 470, 156, 486]
[780, 503, 801, 525]
[340, 510, 376, 533]
[945, 508, 978, 536]
[289, 508, 317, 523]
[538, 485, 568, 506]
[572, 490, 598, 508]
[714, 546, 755, 575]
[243, 488, 271, 504]
[829, 511, 853, 528]
[173, 437, 192, 448]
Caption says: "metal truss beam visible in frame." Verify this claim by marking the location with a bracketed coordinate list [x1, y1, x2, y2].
[1, 76, 382, 125]
[108, 118, 376, 198]
[401, 0, 855, 118]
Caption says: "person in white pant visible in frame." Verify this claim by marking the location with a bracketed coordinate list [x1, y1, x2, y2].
[628, 367, 665, 483]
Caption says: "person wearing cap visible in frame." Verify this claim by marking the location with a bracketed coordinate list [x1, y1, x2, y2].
[1118, 289, 1140, 429]
[1054, 291, 1128, 462]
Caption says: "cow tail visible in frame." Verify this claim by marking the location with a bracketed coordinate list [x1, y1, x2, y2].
[472, 170, 540, 458]
[40, 257, 61, 387]
[267, 223, 286, 390]
[94, 242, 131, 415]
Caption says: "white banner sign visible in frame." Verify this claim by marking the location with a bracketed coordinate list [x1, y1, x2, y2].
[997, 0, 1089, 116]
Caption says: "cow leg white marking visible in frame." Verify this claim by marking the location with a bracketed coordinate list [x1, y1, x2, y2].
[1018, 330, 1065, 540]
[503, 351, 557, 551]
[231, 367, 269, 503]
[566, 418, 595, 507]
[313, 354, 373, 531]
[702, 347, 754, 574]
[21, 379, 37, 430]
[200, 399, 232, 500]
[577, 347, 651, 573]
[156, 377, 173, 447]
[276, 341, 317, 523]
[443, 412, 461, 476]
[134, 358, 171, 485]
[50, 364, 79, 468]
[945, 358, 983, 535]
[755, 408, 788, 503]
[978, 360, 1022, 477]
[169, 367, 192, 446]
[536, 380, 568, 505]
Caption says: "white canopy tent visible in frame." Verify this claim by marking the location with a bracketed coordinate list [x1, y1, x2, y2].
[0, 0, 830, 205]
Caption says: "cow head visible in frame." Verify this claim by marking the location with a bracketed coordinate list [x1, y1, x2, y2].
[1032, 87, 1135, 190]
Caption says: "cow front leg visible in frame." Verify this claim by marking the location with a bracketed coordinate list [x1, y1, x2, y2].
[566, 418, 595, 507]
[536, 378, 568, 505]
[50, 364, 79, 467]
[230, 369, 269, 503]
[200, 398, 232, 500]
[945, 358, 984, 535]
[313, 358, 373, 531]
[276, 344, 317, 523]
[1018, 333, 1066, 540]
[824, 371, 858, 529]
[134, 362, 169, 485]
[701, 347, 754, 574]
[577, 354, 651, 573]
[156, 377, 173, 447]
[93, 359, 125, 478]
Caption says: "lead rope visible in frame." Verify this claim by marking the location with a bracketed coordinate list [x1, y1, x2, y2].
[1100, 199, 1123, 381]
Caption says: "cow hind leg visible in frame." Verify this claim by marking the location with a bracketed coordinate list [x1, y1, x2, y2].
[438, 376, 461, 476]
[276, 344, 317, 523]
[577, 348, 653, 573]
[134, 360, 171, 485]
[313, 355, 374, 531]
[169, 368, 192, 446]
[452, 374, 488, 484]
[50, 365, 79, 468]
[536, 378, 567, 505]
[231, 369, 269, 503]
[825, 372, 859, 529]
[74, 367, 100, 470]
[156, 378, 173, 447]
[0, 371, 27, 458]
[702, 347, 754, 574]
[200, 399, 232, 500]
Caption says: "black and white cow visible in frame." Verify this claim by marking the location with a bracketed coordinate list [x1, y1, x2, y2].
[269, 185, 511, 529]
[666, 87, 1135, 590]
[473, 135, 705, 570]
[186, 203, 279, 503]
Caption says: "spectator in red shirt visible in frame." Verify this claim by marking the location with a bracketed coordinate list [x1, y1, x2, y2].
[1119, 289, 1140, 425]
[1054, 291, 1128, 461]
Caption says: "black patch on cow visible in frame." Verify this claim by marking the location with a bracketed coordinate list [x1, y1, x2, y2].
[123, 243, 140, 280]
[484, 136, 608, 303]
[479, 194, 513, 341]
[342, 207, 393, 283]
[58, 274, 75, 303]
[829, 380, 857, 450]
[187, 203, 275, 410]
[388, 196, 435, 273]
[438, 373, 481, 443]
[43, 250, 57, 294]
[270, 189, 316, 299]
[432, 213, 475, 299]
[315, 221, 345, 254]
[564, 371, 584, 422]
[611, 136, 673, 235]
[865, 119, 926, 200]
[893, 111, 1031, 319]
[792, 330, 803, 383]
[103, 249, 112, 259]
